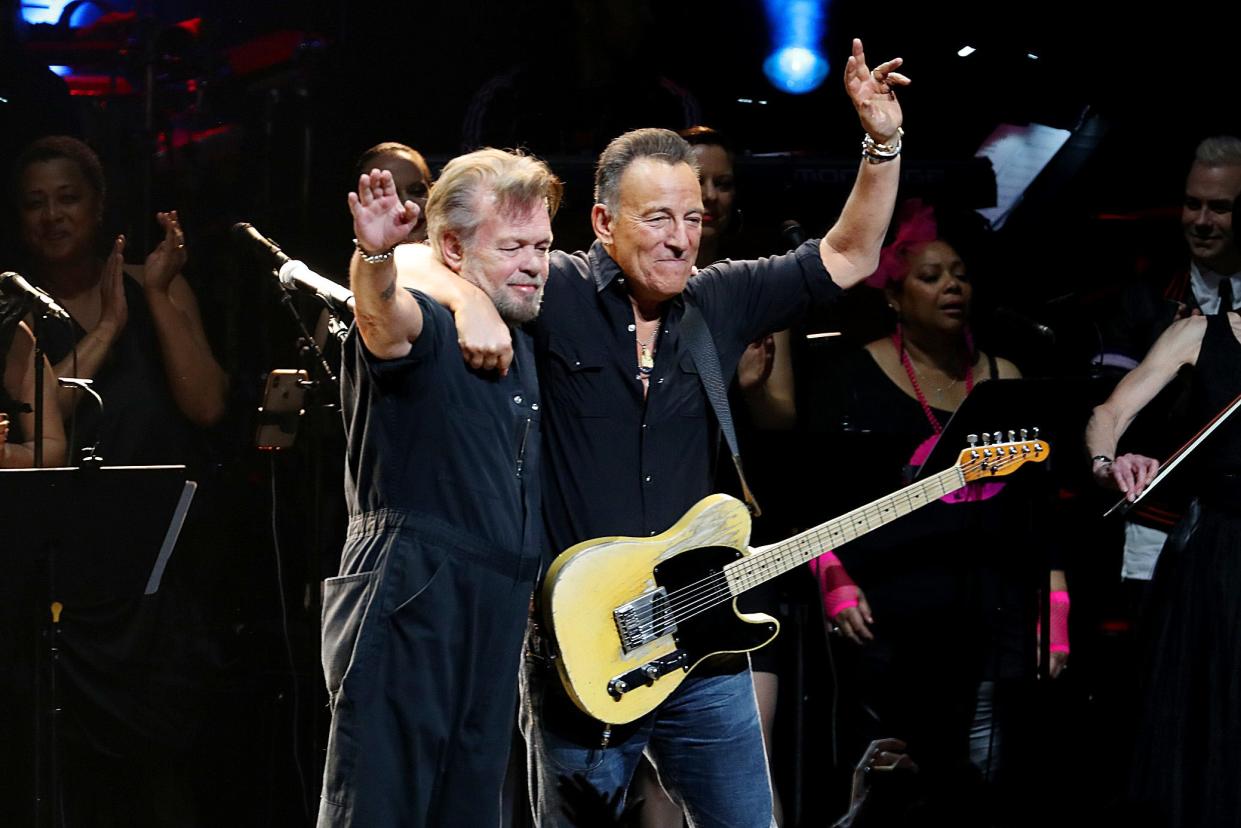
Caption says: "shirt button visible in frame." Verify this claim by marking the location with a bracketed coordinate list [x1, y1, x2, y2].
[531, 403, 539, 411]
[627, 323, 636, 332]
[644, 475, 652, 483]
[574, 360, 581, 367]
[657, 377, 665, 384]
[513, 394, 523, 405]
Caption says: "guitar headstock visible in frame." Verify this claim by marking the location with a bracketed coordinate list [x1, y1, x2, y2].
[956, 428, 1050, 482]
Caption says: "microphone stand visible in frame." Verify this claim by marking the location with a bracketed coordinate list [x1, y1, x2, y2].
[268, 278, 345, 818]
[32, 311, 46, 469]
[275, 283, 339, 391]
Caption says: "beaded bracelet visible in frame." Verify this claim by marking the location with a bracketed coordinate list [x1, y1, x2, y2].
[354, 238, 396, 264]
[862, 127, 903, 163]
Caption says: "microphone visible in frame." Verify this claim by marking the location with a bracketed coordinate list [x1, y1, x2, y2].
[780, 219, 807, 249]
[994, 306, 1056, 342]
[232, 222, 355, 315]
[0, 271, 71, 320]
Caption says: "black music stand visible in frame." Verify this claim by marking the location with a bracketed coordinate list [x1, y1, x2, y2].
[915, 377, 1102, 681]
[0, 465, 196, 828]
[914, 377, 1099, 484]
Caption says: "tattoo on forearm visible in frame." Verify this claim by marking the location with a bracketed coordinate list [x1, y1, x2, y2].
[380, 279, 396, 302]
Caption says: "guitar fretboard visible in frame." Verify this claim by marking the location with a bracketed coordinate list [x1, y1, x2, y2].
[722, 465, 966, 596]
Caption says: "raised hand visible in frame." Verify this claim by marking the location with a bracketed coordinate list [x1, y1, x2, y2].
[844, 38, 910, 143]
[348, 169, 420, 257]
[98, 234, 129, 336]
[143, 210, 187, 295]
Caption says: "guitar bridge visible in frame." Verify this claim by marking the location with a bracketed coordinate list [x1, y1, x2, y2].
[614, 587, 677, 653]
[607, 650, 690, 700]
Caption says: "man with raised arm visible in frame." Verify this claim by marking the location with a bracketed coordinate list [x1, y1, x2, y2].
[399, 38, 907, 827]
[317, 149, 561, 828]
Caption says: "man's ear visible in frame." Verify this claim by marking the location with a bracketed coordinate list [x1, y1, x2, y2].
[591, 203, 614, 247]
[440, 232, 466, 273]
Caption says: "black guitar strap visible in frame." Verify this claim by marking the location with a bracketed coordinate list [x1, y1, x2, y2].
[680, 303, 762, 517]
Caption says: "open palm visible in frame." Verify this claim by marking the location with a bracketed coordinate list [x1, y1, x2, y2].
[349, 169, 420, 255]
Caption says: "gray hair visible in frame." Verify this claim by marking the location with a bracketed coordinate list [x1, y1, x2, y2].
[426, 148, 562, 260]
[1194, 135, 1241, 168]
[594, 128, 697, 212]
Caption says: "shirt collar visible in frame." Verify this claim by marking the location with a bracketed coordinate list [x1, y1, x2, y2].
[586, 240, 688, 312]
[588, 240, 624, 293]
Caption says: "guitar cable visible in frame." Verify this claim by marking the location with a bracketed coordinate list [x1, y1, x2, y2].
[270, 455, 311, 821]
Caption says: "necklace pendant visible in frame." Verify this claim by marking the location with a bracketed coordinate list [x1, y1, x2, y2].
[638, 345, 655, 374]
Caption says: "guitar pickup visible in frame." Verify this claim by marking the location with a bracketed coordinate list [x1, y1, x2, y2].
[607, 650, 690, 700]
[614, 587, 677, 653]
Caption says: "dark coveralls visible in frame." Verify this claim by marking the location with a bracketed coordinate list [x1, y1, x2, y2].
[318, 290, 543, 827]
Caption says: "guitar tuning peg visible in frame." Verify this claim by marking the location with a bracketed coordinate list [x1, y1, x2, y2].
[967, 433, 978, 447]
[980, 432, 991, 446]
[1020, 428, 1029, 440]
[992, 431, 1003, 445]
[1007, 430, 1016, 443]
[1032, 426, 1040, 439]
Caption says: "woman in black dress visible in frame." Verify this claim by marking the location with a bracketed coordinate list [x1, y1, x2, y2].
[1087, 309, 1241, 828]
[808, 201, 1068, 797]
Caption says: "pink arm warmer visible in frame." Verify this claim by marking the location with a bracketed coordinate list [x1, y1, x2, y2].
[808, 551, 859, 618]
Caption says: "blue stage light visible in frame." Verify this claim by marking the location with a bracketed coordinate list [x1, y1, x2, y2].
[762, 0, 830, 94]
[21, 0, 109, 27]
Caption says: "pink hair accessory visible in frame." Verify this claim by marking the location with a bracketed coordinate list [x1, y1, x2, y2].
[865, 198, 938, 289]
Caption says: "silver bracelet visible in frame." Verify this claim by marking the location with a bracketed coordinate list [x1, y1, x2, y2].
[862, 128, 903, 163]
[354, 238, 396, 264]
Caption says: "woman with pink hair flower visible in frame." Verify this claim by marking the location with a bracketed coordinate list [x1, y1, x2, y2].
[805, 199, 1068, 804]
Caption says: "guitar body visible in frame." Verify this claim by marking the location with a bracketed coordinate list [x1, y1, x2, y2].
[542, 494, 778, 724]
[543, 433, 1049, 724]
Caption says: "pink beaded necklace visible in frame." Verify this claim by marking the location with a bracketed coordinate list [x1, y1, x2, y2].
[892, 326, 975, 434]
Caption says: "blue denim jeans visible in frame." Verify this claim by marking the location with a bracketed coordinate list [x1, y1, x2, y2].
[520, 654, 774, 827]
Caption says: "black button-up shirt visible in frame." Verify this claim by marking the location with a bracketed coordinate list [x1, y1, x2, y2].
[530, 239, 840, 555]
[342, 289, 543, 560]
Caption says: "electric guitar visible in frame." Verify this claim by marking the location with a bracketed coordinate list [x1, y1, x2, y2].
[541, 431, 1050, 724]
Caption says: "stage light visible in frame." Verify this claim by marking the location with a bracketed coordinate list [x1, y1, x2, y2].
[48, 65, 73, 77]
[958, 45, 977, 57]
[764, 45, 830, 94]
[21, 0, 112, 27]
[762, 0, 830, 95]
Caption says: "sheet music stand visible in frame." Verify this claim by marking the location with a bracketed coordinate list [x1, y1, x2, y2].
[914, 377, 1102, 483]
[0, 465, 196, 828]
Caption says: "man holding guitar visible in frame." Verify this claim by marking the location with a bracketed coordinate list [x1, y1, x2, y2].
[396, 38, 907, 826]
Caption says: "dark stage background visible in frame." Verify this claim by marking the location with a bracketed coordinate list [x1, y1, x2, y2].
[2, 1, 1238, 825]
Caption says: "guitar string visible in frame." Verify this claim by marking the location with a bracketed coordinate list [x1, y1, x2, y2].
[645, 454, 1022, 632]
[618, 451, 1037, 635]
[657, 472, 961, 627]
[621, 465, 967, 631]
[618, 464, 974, 633]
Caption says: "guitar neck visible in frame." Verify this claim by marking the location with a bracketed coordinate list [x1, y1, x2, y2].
[723, 465, 966, 597]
